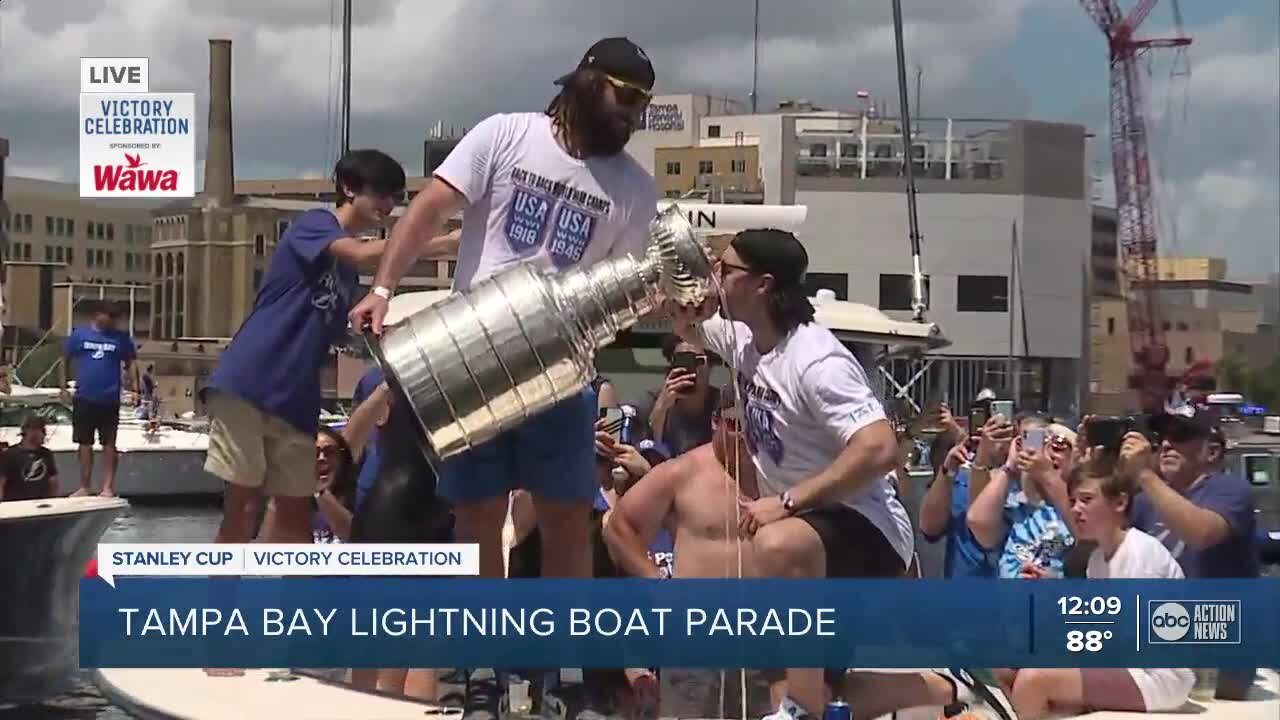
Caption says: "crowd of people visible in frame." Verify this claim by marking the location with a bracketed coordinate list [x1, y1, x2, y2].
[18, 31, 1262, 720]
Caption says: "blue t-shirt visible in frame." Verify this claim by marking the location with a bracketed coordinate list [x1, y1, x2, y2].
[1130, 471, 1259, 579]
[922, 467, 997, 578]
[998, 476, 1075, 578]
[352, 366, 385, 511]
[207, 209, 358, 434]
[64, 326, 136, 405]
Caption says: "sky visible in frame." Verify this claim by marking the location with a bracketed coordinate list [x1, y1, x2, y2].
[1, 0, 1276, 278]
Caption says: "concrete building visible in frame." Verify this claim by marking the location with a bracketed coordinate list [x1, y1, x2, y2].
[626, 103, 1091, 414]
[1155, 256, 1228, 281]
[1090, 205, 1121, 299]
[1, 172, 160, 367]
[1, 177, 157, 285]
[1088, 257, 1277, 412]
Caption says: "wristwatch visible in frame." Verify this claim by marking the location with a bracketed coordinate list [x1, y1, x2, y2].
[780, 490, 796, 515]
[370, 285, 393, 300]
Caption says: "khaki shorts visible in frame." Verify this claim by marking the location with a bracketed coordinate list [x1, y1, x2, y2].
[203, 390, 316, 498]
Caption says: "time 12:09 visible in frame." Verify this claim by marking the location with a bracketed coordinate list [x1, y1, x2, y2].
[1058, 596, 1122, 616]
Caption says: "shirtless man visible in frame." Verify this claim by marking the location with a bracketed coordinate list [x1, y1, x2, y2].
[605, 399, 771, 718]
[608, 400, 1012, 720]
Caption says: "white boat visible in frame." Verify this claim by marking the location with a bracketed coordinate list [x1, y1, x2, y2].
[0, 399, 222, 499]
[0, 496, 128, 702]
[91, 667, 1280, 720]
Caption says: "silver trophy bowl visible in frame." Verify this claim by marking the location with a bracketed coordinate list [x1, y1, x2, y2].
[368, 204, 714, 465]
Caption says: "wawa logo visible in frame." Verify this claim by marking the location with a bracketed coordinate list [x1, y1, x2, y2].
[93, 153, 179, 193]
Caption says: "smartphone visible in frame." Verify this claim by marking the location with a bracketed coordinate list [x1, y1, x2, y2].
[990, 400, 1014, 421]
[600, 406, 625, 440]
[1023, 427, 1047, 453]
[671, 351, 705, 373]
[1084, 415, 1133, 451]
[968, 406, 990, 436]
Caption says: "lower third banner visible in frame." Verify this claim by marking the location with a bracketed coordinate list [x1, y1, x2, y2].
[80, 578, 1279, 668]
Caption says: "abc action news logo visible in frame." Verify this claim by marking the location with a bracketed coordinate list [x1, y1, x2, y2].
[1148, 600, 1242, 644]
[79, 58, 195, 199]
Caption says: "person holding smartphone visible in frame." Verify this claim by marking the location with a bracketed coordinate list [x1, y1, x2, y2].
[642, 335, 721, 457]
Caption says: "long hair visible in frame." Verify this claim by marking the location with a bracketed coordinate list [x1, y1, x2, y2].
[545, 69, 603, 157]
[766, 289, 816, 332]
[317, 426, 357, 508]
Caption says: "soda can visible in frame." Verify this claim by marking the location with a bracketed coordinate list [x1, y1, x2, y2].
[823, 700, 852, 720]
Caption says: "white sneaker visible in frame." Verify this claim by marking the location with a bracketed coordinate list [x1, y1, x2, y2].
[761, 696, 815, 720]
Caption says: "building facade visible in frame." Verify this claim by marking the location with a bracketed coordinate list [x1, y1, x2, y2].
[1089, 261, 1277, 413]
[1, 177, 157, 286]
[627, 106, 1092, 415]
[1, 176, 160, 368]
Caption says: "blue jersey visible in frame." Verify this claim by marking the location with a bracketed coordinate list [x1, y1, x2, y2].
[207, 209, 357, 434]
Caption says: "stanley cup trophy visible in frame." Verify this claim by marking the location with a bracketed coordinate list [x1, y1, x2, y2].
[367, 204, 715, 467]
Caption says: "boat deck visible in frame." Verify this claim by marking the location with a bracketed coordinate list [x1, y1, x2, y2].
[94, 668, 1279, 720]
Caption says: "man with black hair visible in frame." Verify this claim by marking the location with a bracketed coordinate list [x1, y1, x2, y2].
[0, 416, 58, 502]
[670, 228, 918, 720]
[641, 334, 721, 457]
[62, 300, 138, 497]
[350, 36, 659, 589]
[203, 149, 430, 548]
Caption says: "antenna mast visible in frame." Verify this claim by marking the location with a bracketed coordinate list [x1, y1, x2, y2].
[891, 0, 927, 322]
[340, 0, 352, 155]
[750, 0, 760, 113]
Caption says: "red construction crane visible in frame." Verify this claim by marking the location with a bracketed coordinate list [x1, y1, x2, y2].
[1080, 0, 1192, 413]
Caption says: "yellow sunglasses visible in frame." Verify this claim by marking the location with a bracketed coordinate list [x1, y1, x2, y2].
[604, 74, 652, 105]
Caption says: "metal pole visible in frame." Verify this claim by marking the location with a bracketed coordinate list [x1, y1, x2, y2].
[340, 0, 352, 156]
[129, 285, 136, 339]
[1008, 221, 1018, 401]
[750, 0, 760, 113]
[914, 65, 923, 134]
[891, 0, 927, 322]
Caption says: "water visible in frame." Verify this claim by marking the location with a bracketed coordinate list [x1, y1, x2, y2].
[0, 503, 221, 720]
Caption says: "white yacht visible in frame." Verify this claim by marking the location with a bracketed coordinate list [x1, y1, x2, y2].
[0, 496, 128, 702]
[0, 385, 221, 498]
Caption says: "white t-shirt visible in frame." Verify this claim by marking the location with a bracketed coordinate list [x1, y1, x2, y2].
[698, 316, 914, 565]
[433, 112, 658, 291]
[1088, 527, 1195, 712]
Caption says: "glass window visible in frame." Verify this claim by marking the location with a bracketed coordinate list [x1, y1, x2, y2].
[1244, 455, 1274, 487]
[879, 274, 931, 311]
[957, 275, 1008, 312]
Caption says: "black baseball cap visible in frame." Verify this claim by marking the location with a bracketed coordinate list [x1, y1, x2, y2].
[556, 37, 655, 91]
[730, 228, 810, 292]
[1149, 405, 1214, 441]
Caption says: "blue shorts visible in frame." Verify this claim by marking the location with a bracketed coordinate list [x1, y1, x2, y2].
[436, 385, 598, 505]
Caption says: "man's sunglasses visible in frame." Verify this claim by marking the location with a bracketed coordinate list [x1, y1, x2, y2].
[713, 413, 741, 432]
[604, 74, 652, 106]
[715, 258, 755, 278]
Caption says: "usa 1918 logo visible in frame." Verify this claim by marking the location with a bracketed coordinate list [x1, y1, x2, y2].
[1147, 600, 1241, 644]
